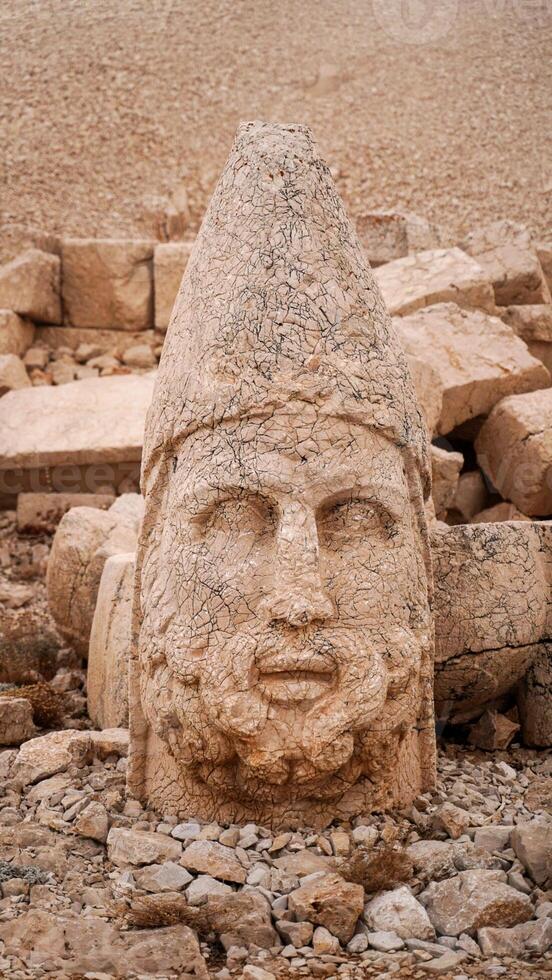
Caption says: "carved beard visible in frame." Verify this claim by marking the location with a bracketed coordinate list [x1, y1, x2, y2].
[139, 600, 425, 803]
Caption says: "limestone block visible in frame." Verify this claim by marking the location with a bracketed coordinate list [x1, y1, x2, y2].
[12, 729, 92, 787]
[470, 502, 529, 523]
[374, 248, 495, 317]
[478, 918, 552, 958]
[288, 872, 364, 943]
[0, 373, 155, 498]
[107, 827, 182, 867]
[0, 249, 61, 324]
[452, 470, 487, 521]
[47, 495, 143, 655]
[364, 886, 434, 941]
[476, 389, 552, 516]
[419, 869, 533, 936]
[0, 698, 35, 746]
[0, 354, 30, 396]
[511, 821, 552, 887]
[61, 239, 154, 329]
[355, 211, 440, 267]
[502, 304, 552, 342]
[16, 491, 114, 532]
[204, 891, 277, 949]
[431, 446, 463, 520]
[407, 356, 444, 438]
[395, 303, 549, 435]
[431, 521, 549, 714]
[517, 644, 552, 747]
[180, 840, 246, 883]
[461, 221, 551, 306]
[154, 242, 193, 330]
[88, 552, 134, 728]
[0, 310, 34, 356]
[129, 122, 436, 828]
[536, 242, 552, 292]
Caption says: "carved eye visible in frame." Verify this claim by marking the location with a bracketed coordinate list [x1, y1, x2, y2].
[317, 497, 391, 547]
[191, 494, 277, 542]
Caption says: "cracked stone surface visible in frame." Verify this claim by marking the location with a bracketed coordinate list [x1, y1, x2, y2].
[129, 121, 435, 828]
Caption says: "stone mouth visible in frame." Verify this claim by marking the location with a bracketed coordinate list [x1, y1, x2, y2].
[256, 652, 336, 703]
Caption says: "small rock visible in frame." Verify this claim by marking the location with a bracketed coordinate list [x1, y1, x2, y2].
[419, 869, 533, 936]
[367, 930, 405, 952]
[241, 966, 276, 980]
[186, 874, 232, 906]
[107, 828, 181, 867]
[276, 919, 313, 947]
[473, 827, 513, 853]
[346, 932, 368, 953]
[73, 802, 109, 842]
[180, 840, 246, 884]
[171, 821, 201, 842]
[352, 826, 378, 848]
[134, 861, 192, 892]
[511, 821, 552, 887]
[478, 917, 552, 956]
[0, 698, 35, 746]
[122, 344, 156, 369]
[432, 803, 470, 840]
[288, 872, 364, 944]
[312, 925, 340, 954]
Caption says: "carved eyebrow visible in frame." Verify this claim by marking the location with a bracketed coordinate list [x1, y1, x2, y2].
[316, 484, 408, 524]
[181, 483, 274, 515]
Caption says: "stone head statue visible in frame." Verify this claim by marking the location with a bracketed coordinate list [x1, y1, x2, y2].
[128, 121, 436, 827]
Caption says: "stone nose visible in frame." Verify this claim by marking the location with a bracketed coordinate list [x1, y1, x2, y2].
[259, 501, 335, 627]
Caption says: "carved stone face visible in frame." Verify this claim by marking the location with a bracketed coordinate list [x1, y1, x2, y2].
[137, 404, 432, 816]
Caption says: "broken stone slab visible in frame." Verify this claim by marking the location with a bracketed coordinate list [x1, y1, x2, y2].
[473, 827, 513, 853]
[186, 874, 232, 906]
[478, 917, 552, 957]
[517, 644, 552, 747]
[502, 303, 552, 343]
[0, 249, 61, 324]
[0, 354, 31, 396]
[470, 502, 530, 523]
[0, 698, 35, 746]
[0, 310, 34, 356]
[73, 801, 109, 842]
[288, 872, 364, 943]
[511, 821, 552, 887]
[122, 343, 156, 368]
[419, 869, 533, 936]
[367, 929, 405, 951]
[206, 890, 277, 948]
[476, 388, 552, 516]
[468, 709, 520, 750]
[89, 727, 129, 759]
[461, 221, 551, 306]
[88, 552, 134, 728]
[0, 372, 155, 472]
[180, 840, 246, 884]
[395, 302, 549, 434]
[0, 910, 208, 977]
[133, 860, 193, 892]
[374, 248, 495, 317]
[355, 211, 441, 267]
[406, 841, 457, 881]
[407, 356, 444, 438]
[16, 491, 115, 532]
[11, 729, 92, 787]
[47, 494, 143, 656]
[431, 446, 463, 520]
[363, 886, 435, 941]
[107, 827, 182, 867]
[61, 238, 155, 329]
[154, 241, 193, 330]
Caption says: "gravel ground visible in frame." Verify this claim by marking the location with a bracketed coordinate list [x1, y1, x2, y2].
[1, 0, 551, 263]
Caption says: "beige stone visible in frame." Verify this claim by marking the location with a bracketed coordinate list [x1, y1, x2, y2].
[129, 122, 435, 828]
[374, 248, 494, 318]
[288, 872, 364, 943]
[468, 710, 520, 750]
[16, 491, 114, 532]
[355, 211, 440, 267]
[12, 729, 92, 787]
[470, 502, 529, 523]
[537, 242, 552, 292]
[89, 727, 129, 758]
[0, 310, 34, 355]
[461, 221, 551, 306]
[476, 389, 552, 516]
[511, 821, 552, 887]
[407, 356, 444, 438]
[431, 802, 469, 839]
[0, 249, 61, 324]
[73, 801, 109, 842]
[0, 698, 35, 746]
[395, 303, 549, 435]
[452, 470, 487, 521]
[431, 446, 463, 520]
[518, 644, 552, 747]
[180, 840, 246, 883]
[0, 354, 31, 395]
[88, 552, 134, 727]
[107, 827, 182, 866]
[122, 343, 156, 368]
[36, 324, 158, 353]
[47, 495, 143, 655]
[502, 304, 552, 342]
[478, 918, 552, 957]
[364, 886, 434, 941]
[419, 869, 533, 936]
[62, 238, 154, 329]
[205, 891, 277, 949]
[154, 241, 193, 330]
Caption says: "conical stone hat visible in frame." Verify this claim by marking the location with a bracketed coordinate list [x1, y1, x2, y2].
[142, 121, 430, 500]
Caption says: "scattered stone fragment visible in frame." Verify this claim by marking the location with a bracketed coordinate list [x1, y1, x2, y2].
[468, 710, 520, 750]
[312, 925, 341, 953]
[473, 827, 513, 853]
[207, 890, 277, 948]
[367, 930, 405, 952]
[61, 238, 155, 329]
[107, 827, 182, 866]
[0, 249, 61, 323]
[288, 872, 364, 943]
[186, 873, 232, 906]
[122, 343, 157, 368]
[478, 917, 552, 956]
[395, 303, 549, 434]
[432, 803, 470, 839]
[511, 821, 552, 887]
[407, 841, 457, 881]
[73, 801, 109, 842]
[470, 502, 529, 523]
[154, 241, 193, 329]
[0, 697, 35, 745]
[12, 729, 91, 786]
[0, 310, 34, 356]
[431, 447, 463, 520]
[419, 869, 533, 936]
[461, 220, 551, 305]
[419, 950, 468, 974]
[364, 886, 435, 940]
[355, 210, 441, 266]
[88, 552, 134, 728]
[180, 840, 246, 883]
[276, 919, 313, 947]
[0, 353, 31, 395]
[134, 860, 193, 892]
[374, 248, 494, 317]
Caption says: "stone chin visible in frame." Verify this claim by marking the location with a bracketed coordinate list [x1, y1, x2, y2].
[138, 613, 425, 805]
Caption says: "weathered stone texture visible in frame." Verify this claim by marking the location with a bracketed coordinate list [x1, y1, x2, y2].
[16, 491, 114, 532]
[154, 241, 193, 330]
[62, 238, 154, 329]
[431, 446, 463, 520]
[395, 302, 549, 435]
[476, 388, 552, 515]
[0, 354, 31, 396]
[461, 220, 551, 306]
[374, 248, 495, 317]
[0, 310, 34, 356]
[355, 211, 440, 267]
[129, 122, 435, 828]
[88, 552, 134, 728]
[0, 249, 61, 324]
